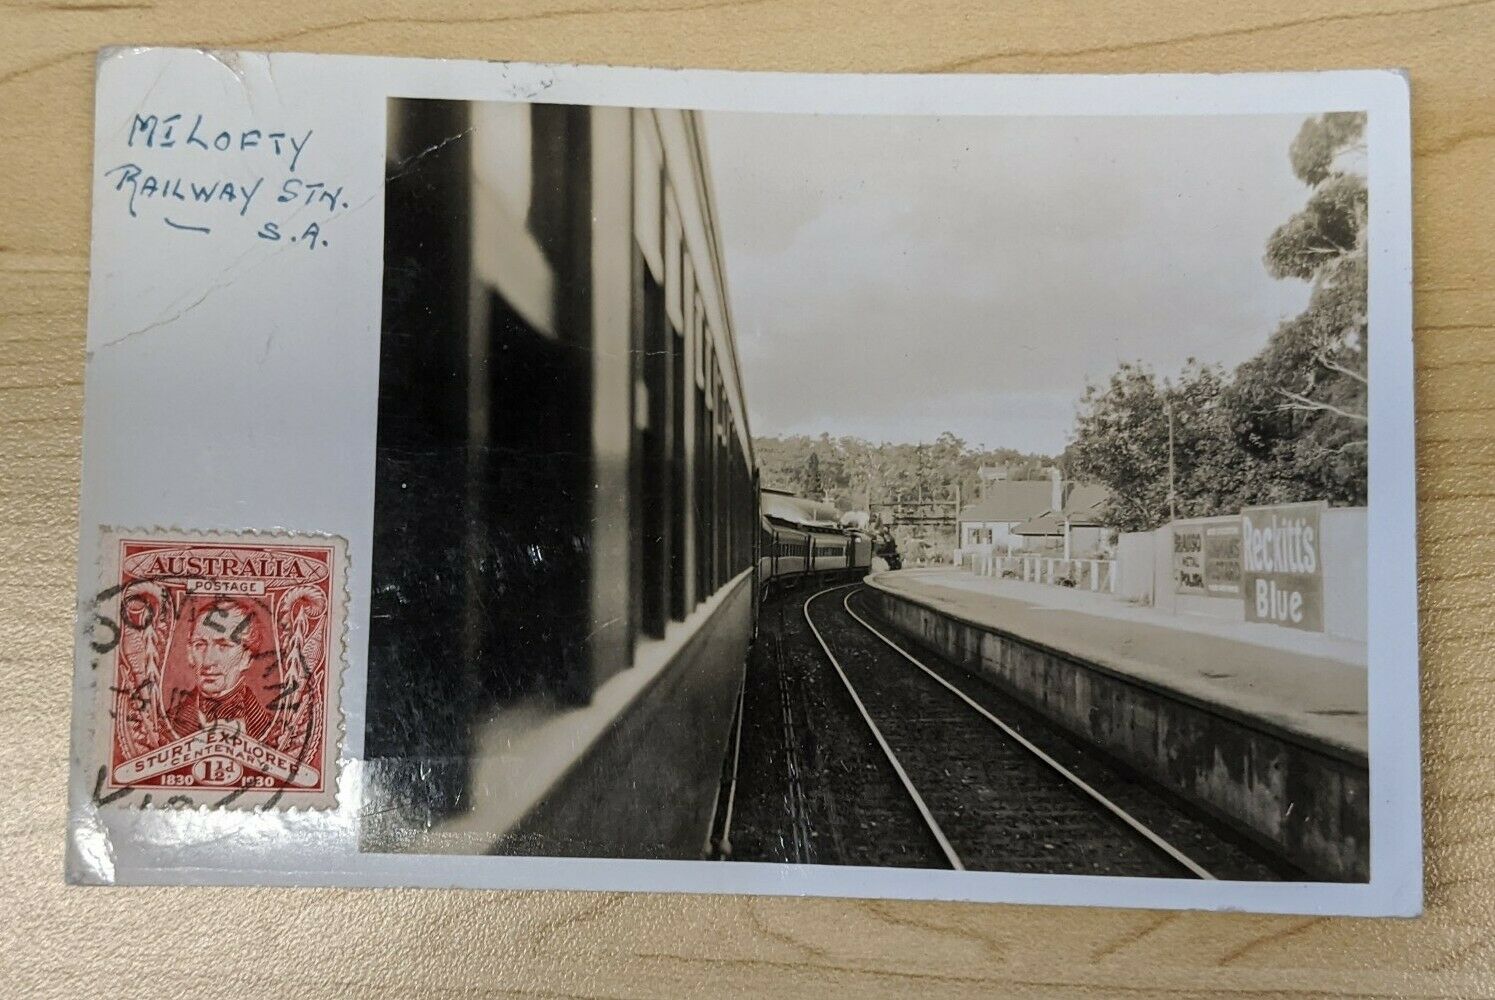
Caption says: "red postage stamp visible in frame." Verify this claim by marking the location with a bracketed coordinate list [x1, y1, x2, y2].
[91, 530, 346, 809]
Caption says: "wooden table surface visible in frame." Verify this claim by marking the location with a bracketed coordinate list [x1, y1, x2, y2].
[3, 2, 1491, 997]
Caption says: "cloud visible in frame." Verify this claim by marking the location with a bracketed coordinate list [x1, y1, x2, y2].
[704, 111, 1316, 452]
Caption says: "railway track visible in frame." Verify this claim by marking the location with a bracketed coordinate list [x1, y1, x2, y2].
[721, 580, 1288, 879]
[798, 582, 1277, 879]
[721, 587, 951, 869]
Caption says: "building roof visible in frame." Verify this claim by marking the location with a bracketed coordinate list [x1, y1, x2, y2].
[1011, 484, 1112, 535]
[957, 481, 1058, 524]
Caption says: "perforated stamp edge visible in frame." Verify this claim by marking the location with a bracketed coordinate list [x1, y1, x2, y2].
[80, 526, 350, 812]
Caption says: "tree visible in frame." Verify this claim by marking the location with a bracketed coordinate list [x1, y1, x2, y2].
[1067, 364, 1170, 532]
[753, 432, 1058, 518]
[1066, 111, 1369, 526]
[1068, 361, 1243, 533]
[1288, 111, 1367, 187]
[1246, 110, 1368, 501]
[803, 451, 824, 498]
[1223, 278, 1367, 508]
[1264, 173, 1366, 281]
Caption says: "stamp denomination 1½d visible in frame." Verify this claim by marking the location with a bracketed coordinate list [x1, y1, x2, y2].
[89, 529, 346, 809]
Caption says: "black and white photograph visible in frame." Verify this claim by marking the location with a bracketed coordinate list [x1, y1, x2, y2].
[68, 50, 1417, 915]
[362, 97, 1376, 884]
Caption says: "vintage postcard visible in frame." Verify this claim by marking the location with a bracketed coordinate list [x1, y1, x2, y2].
[69, 48, 1418, 916]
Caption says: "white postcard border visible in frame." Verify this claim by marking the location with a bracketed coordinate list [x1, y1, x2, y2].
[69, 48, 1418, 916]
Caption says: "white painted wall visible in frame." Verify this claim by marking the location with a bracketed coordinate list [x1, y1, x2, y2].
[1116, 532, 1155, 603]
[1321, 506, 1368, 642]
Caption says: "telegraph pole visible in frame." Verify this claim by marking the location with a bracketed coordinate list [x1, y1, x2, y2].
[1166, 397, 1177, 523]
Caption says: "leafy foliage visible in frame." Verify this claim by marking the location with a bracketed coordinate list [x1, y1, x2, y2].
[1289, 111, 1367, 186]
[1068, 112, 1368, 531]
[1264, 174, 1367, 280]
[1064, 362, 1243, 533]
[756, 431, 1056, 512]
[803, 451, 824, 497]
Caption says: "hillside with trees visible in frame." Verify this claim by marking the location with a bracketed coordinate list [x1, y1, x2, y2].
[1066, 112, 1368, 533]
[754, 431, 1056, 512]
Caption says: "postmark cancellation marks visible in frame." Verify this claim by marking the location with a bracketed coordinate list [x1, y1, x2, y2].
[82, 529, 348, 810]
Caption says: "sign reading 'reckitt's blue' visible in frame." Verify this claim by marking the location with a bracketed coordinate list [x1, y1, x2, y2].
[1241, 501, 1326, 632]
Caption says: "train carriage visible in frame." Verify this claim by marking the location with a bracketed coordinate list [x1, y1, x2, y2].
[367, 100, 758, 859]
[758, 487, 874, 595]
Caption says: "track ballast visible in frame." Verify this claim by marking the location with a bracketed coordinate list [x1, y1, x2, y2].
[723, 581, 1292, 880]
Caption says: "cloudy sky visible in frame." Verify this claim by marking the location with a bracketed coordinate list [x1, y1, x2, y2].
[702, 111, 1316, 456]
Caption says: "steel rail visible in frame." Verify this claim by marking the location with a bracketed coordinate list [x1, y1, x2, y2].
[715, 668, 749, 859]
[802, 583, 965, 871]
[840, 589, 1216, 881]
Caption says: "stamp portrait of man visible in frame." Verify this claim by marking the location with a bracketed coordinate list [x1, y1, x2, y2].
[169, 596, 275, 742]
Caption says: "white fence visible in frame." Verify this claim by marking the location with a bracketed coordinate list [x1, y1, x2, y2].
[963, 552, 1117, 593]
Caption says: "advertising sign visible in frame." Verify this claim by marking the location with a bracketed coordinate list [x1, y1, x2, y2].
[1173, 518, 1241, 597]
[1241, 501, 1325, 631]
[1172, 524, 1205, 595]
[1203, 521, 1242, 596]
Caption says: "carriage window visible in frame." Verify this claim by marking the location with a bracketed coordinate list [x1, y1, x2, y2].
[632, 113, 663, 283]
[663, 189, 683, 333]
[636, 241, 671, 640]
[705, 360, 718, 592]
[669, 263, 689, 622]
[694, 295, 707, 389]
[693, 311, 709, 604]
[703, 330, 715, 411]
[717, 371, 726, 438]
[710, 358, 724, 587]
[633, 134, 668, 641]
[682, 253, 695, 342]
[368, 99, 597, 833]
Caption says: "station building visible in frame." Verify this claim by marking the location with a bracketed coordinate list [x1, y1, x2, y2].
[956, 465, 1110, 559]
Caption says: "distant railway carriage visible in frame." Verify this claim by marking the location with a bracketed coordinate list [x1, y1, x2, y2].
[757, 487, 875, 594]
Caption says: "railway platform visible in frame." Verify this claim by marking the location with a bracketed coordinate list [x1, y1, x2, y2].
[861, 568, 1370, 881]
[867, 568, 1367, 756]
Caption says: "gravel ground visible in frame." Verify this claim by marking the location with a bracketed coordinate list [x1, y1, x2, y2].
[727, 583, 950, 868]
